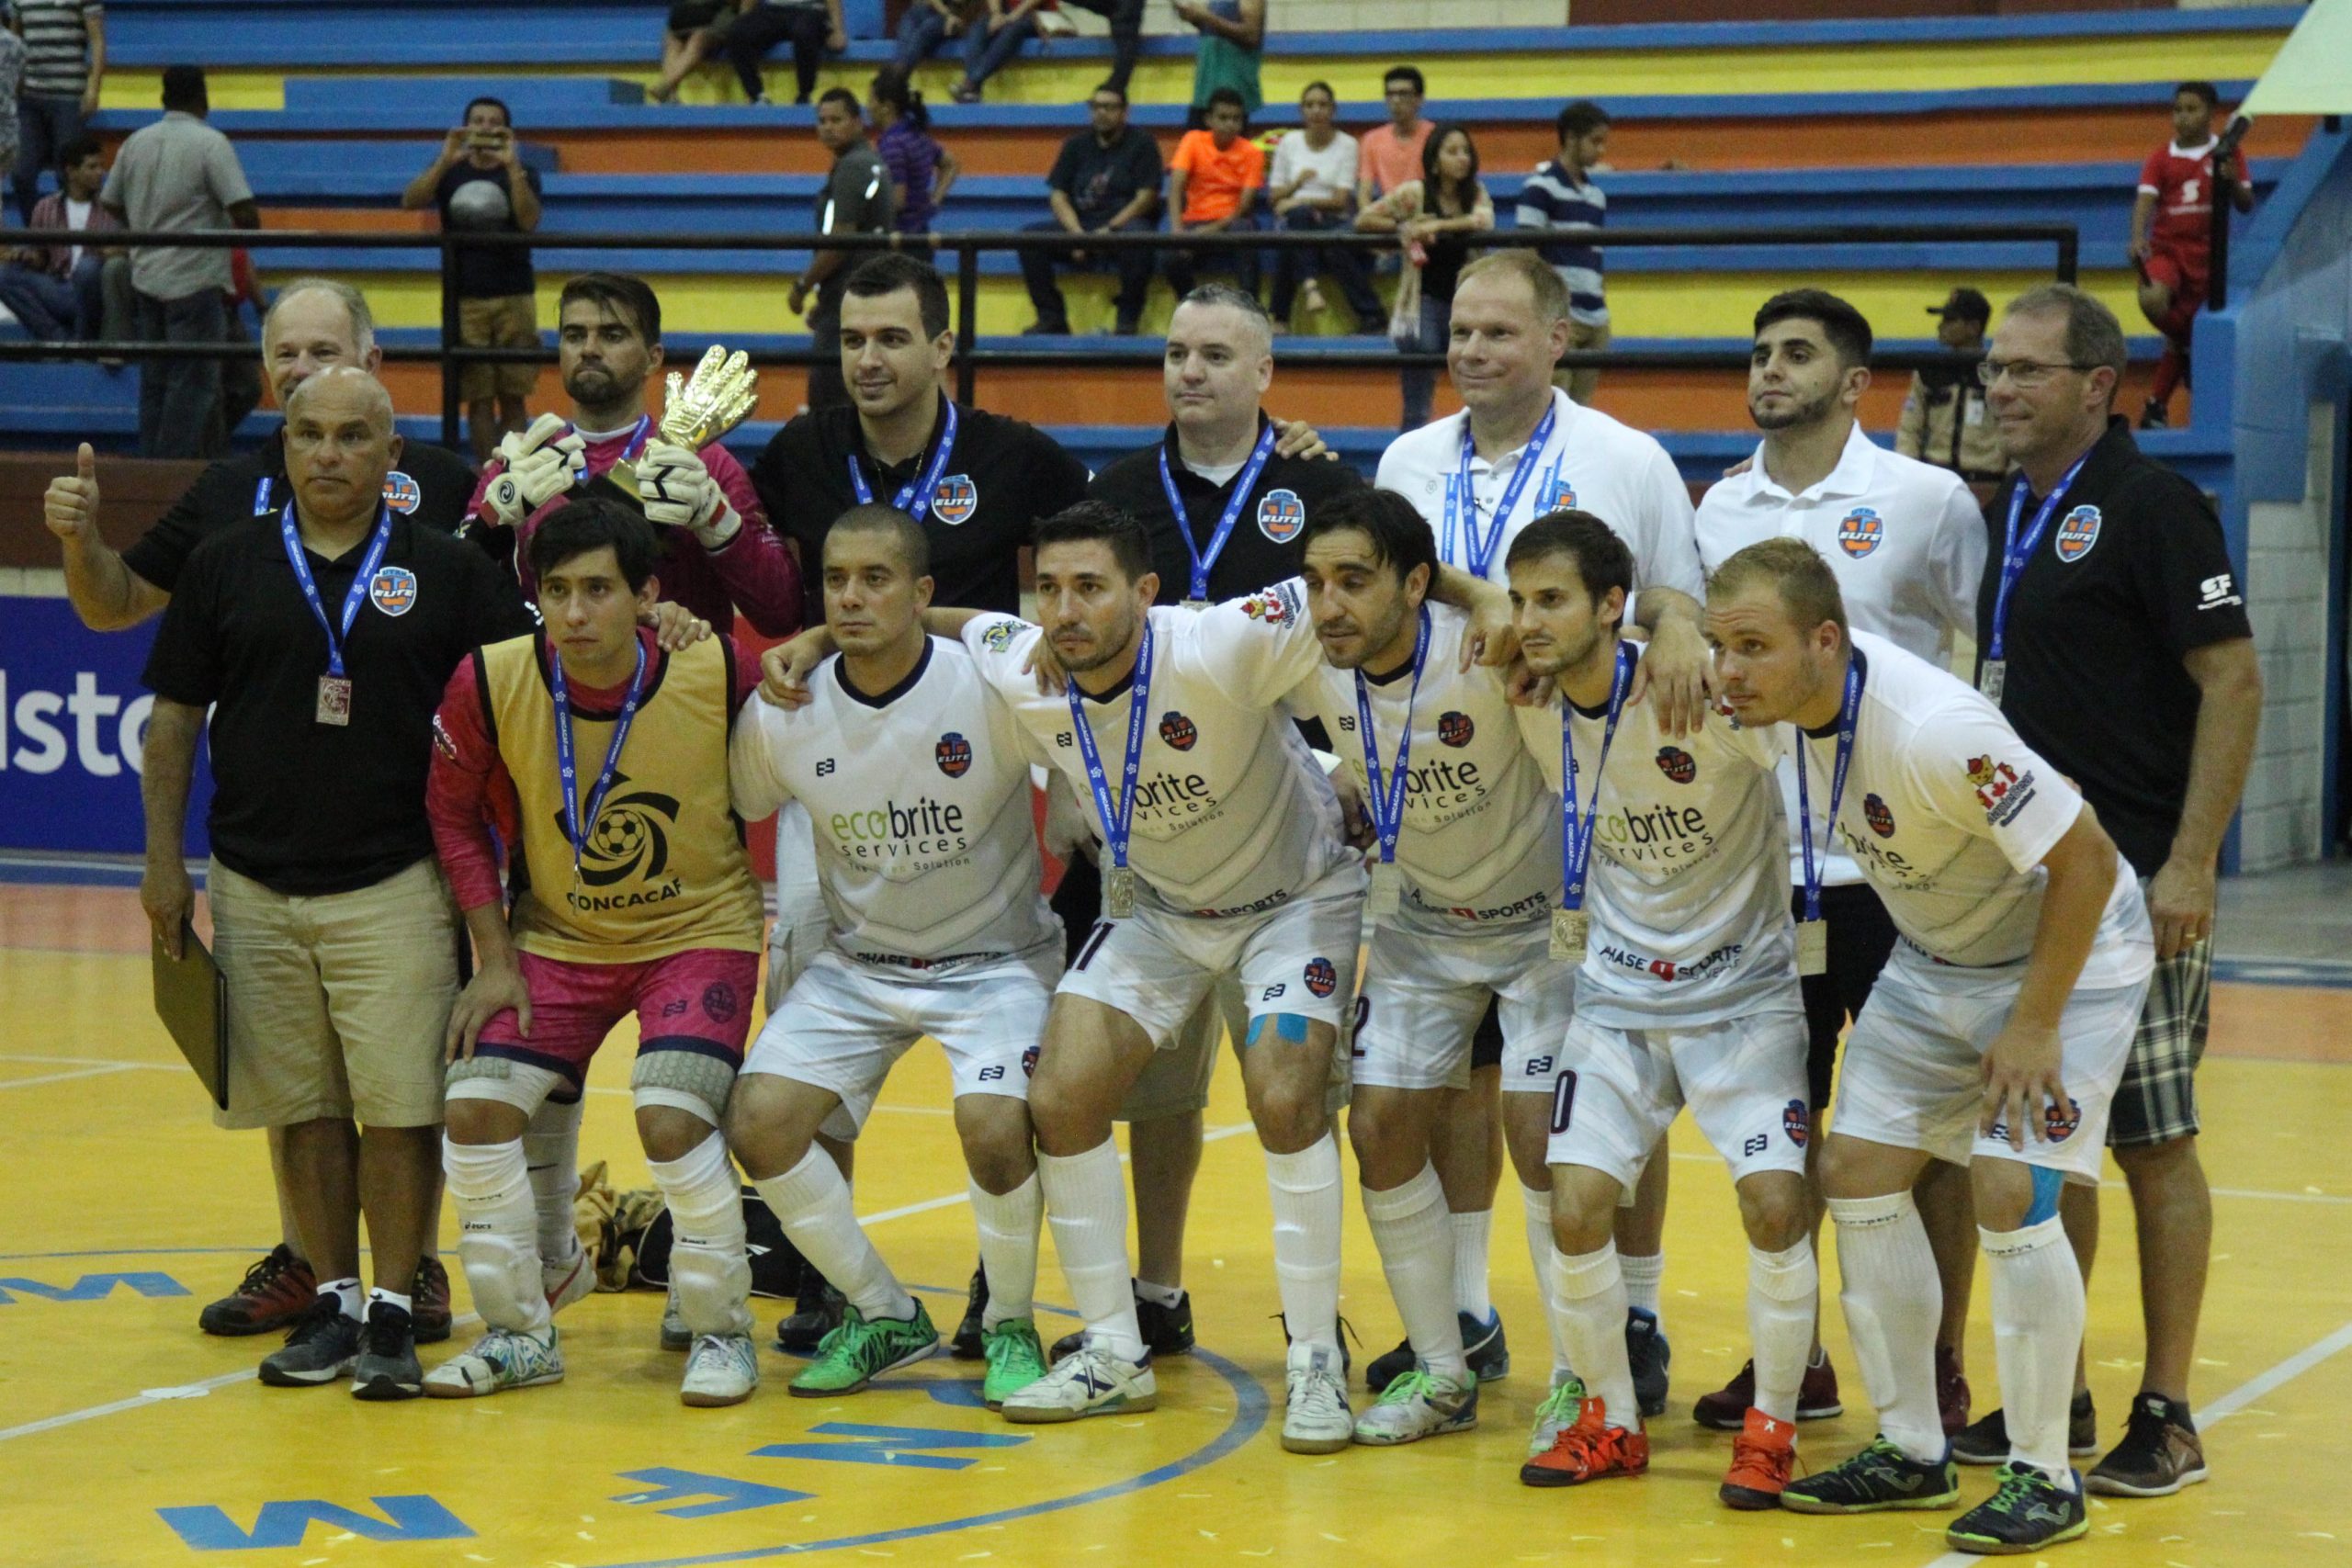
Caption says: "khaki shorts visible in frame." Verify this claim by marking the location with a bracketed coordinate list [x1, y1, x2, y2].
[208, 857, 460, 1131]
[458, 292, 540, 402]
[1554, 317, 1610, 405]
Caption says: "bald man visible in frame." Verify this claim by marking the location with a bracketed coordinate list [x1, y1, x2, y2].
[141, 367, 536, 1398]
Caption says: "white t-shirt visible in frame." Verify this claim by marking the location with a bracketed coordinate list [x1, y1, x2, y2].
[1376, 389, 1704, 597]
[64, 197, 94, 269]
[1285, 602, 1559, 930]
[1515, 651, 1795, 1028]
[1784, 631, 2150, 987]
[1271, 130, 1361, 206]
[961, 586, 1350, 917]
[1695, 422, 1988, 889]
[728, 637, 1058, 964]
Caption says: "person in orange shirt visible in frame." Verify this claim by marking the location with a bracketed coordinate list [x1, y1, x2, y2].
[1164, 87, 1265, 300]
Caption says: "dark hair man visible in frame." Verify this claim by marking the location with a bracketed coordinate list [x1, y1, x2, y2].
[793, 87, 895, 411]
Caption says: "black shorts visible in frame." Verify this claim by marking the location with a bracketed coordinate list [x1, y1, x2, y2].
[1796, 882, 1899, 1111]
[667, 0, 729, 30]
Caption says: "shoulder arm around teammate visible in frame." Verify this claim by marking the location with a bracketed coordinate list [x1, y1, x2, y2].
[425, 655, 515, 916]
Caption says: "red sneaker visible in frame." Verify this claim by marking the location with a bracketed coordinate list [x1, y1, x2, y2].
[197, 1245, 318, 1337]
[1520, 1397, 1650, 1487]
[1936, 1344, 1972, 1436]
[1694, 1352, 1841, 1429]
[1720, 1407, 1798, 1509]
[413, 1256, 453, 1346]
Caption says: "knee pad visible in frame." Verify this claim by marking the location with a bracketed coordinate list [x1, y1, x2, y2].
[631, 1047, 737, 1126]
[650, 1134, 752, 1338]
[446, 1054, 570, 1116]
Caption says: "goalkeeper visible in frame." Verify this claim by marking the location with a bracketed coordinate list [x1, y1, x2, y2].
[468, 271, 803, 637]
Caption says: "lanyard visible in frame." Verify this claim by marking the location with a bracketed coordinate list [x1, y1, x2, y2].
[1066, 616, 1155, 877]
[1559, 641, 1635, 913]
[1987, 448, 2093, 660]
[1157, 422, 1278, 604]
[1353, 605, 1432, 869]
[1793, 654, 1866, 922]
[1448, 400, 1558, 577]
[848, 400, 960, 522]
[609, 414, 655, 466]
[278, 502, 391, 682]
[548, 636, 649, 885]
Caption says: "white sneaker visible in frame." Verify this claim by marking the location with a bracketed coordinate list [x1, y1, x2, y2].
[681, 1332, 760, 1407]
[1527, 1372, 1585, 1458]
[424, 1325, 564, 1398]
[999, 1343, 1158, 1424]
[1283, 1344, 1354, 1454]
[660, 1284, 690, 1351]
[543, 1243, 594, 1316]
[1352, 1364, 1478, 1446]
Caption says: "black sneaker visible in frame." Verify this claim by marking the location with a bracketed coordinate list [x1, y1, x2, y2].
[1945, 1462, 2088, 1553]
[1781, 1436, 1962, 1515]
[352, 1302, 423, 1401]
[2086, 1393, 2208, 1497]
[775, 1260, 845, 1357]
[1952, 1392, 2098, 1465]
[1372, 1310, 1506, 1390]
[1022, 320, 1070, 336]
[1626, 1306, 1670, 1418]
[1052, 1281, 1195, 1361]
[258, 1297, 363, 1387]
[953, 1258, 988, 1360]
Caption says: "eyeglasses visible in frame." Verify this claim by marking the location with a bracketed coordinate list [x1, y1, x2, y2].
[1977, 357, 2094, 388]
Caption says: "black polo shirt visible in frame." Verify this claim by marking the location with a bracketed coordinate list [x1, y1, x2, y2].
[142, 513, 536, 897]
[1974, 417, 2253, 876]
[123, 427, 487, 594]
[749, 393, 1091, 619]
[1087, 415, 1365, 605]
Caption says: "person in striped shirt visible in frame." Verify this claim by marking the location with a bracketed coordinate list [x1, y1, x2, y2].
[10, 0, 103, 223]
[1514, 101, 1611, 405]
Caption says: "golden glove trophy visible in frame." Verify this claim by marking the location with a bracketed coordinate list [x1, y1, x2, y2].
[608, 344, 761, 499]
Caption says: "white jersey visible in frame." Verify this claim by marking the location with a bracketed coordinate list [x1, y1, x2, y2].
[1785, 631, 2150, 987]
[1695, 422, 1988, 889]
[728, 637, 1057, 964]
[1284, 603, 1558, 930]
[1515, 650, 1795, 1028]
[1376, 388, 1704, 597]
[962, 585, 1349, 917]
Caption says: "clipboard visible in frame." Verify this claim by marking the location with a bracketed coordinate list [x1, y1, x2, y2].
[152, 920, 230, 1111]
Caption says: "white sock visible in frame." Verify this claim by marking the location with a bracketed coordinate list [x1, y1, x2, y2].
[1363, 1165, 1466, 1381]
[523, 1095, 585, 1264]
[1037, 1139, 1144, 1360]
[970, 1171, 1042, 1330]
[366, 1286, 413, 1319]
[1983, 1215, 2086, 1487]
[649, 1132, 752, 1338]
[1135, 1278, 1184, 1310]
[1747, 1240, 1819, 1423]
[1521, 1182, 1573, 1380]
[1829, 1190, 1945, 1463]
[1551, 1243, 1638, 1429]
[752, 1146, 913, 1325]
[442, 1136, 548, 1332]
[1450, 1206, 1494, 1323]
[319, 1276, 364, 1321]
[1619, 1249, 1665, 1330]
[1266, 1134, 1343, 1359]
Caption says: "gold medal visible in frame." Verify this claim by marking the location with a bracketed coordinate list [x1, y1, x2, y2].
[1797, 917, 1828, 977]
[1366, 860, 1403, 923]
[315, 674, 352, 726]
[1550, 908, 1589, 962]
[1103, 866, 1137, 920]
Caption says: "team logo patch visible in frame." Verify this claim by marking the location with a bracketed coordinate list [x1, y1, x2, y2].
[1303, 956, 1338, 998]
[1656, 745, 1696, 784]
[1783, 1099, 1811, 1148]
[2053, 504, 2101, 562]
[1241, 581, 1301, 625]
[979, 619, 1021, 652]
[1837, 506, 1883, 558]
[701, 982, 740, 1024]
[930, 474, 978, 525]
[1256, 487, 1305, 543]
[1966, 754, 2020, 812]
[557, 773, 682, 888]
[1021, 1043, 1041, 1077]
[431, 714, 459, 762]
[2043, 1096, 2083, 1142]
[368, 565, 419, 616]
[1158, 711, 1198, 751]
[381, 470, 422, 515]
[1546, 479, 1578, 512]
[1864, 793, 1895, 838]
[1437, 711, 1475, 748]
[935, 732, 973, 778]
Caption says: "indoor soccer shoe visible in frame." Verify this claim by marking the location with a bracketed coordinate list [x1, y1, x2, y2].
[1366, 1309, 1507, 1393]
[1000, 1343, 1158, 1423]
[980, 1318, 1048, 1409]
[1625, 1306, 1670, 1417]
[788, 1303, 939, 1397]
[1719, 1407, 1797, 1509]
[257, 1298, 360, 1387]
[1780, 1436, 1960, 1514]
[681, 1332, 761, 1407]
[1527, 1374, 1586, 1459]
[775, 1260, 845, 1355]
[1944, 1464, 2088, 1555]
[661, 1285, 691, 1352]
[1351, 1366, 1478, 1446]
[1282, 1345, 1355, 1454]
[1051, 1282, 1193, 1360]
[1952, 1392, 2098, 1465]
[199, 1245, 317, 1337]
[954, 1259, 989, 1359]
[424, 1325, 565, 1398]
[1693, 1351, 1843, 1429]
[2086, 1394, 2209, 1497]
[351, 1302, 423, 1402]
[413, 1256, 452, 1345]
[1520, 1396, 1648, 1487]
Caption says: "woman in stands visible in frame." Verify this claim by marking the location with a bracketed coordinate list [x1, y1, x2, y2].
[869, 68, 960, 236]
[650, 0, 735, 104]
[1266, 80, 1385, 335]
[1356, 122, 1494, 430]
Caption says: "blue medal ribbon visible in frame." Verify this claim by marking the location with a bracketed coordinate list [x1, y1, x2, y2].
[1449, 400, 1559, 577]
[1559, 641, 1636, 914]
[848, 399, 960, 522]
[613, 413, 655, 466]
[1157, 421, 1278, 604]
[549, 635, 650, 886]
[1987, 448, 2093, 660]
[1794, 654, 1866, 923]
[1353, 605, 1431, 871]
[1066, 616, 1155, 882]
[278, 501, 392, 682]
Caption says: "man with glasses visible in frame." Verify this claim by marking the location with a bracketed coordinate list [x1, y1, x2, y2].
[1022, 83, 1162, 336]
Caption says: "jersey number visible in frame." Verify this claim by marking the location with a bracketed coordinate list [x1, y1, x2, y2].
[1550, 1069, 1578, 1136]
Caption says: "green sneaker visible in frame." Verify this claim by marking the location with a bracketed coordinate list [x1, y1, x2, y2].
[1528, 1374, 1586, 1459]
[788, 1301, 939, 1397]
[1353, 1365, 1478, 1445]
[1945, 1463, 2088, 1554]
[980, 1317, 1048, 1409]
[1782, 1436, 1962, 1515]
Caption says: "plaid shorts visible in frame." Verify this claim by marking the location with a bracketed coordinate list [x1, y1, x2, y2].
[2108, 889, 2212, 1148]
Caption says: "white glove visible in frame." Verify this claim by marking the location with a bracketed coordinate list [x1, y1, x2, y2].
[638, 440, 740, 548]
[481, 415, 586, 526]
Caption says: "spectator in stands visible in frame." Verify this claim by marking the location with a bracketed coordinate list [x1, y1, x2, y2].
[649, 0, 739, 104]
[10, 0, 103, 223]
[792, 86, 893, 411]
[1058, 0, 1143, 97]
[1516, 99, 1611, 404]
[2131, 81, 2251, 430]
[1356, 63, 1430, 208]
[6, 133, 126, 344]
[0, 12, 23, 218]
[1357, 121, 1491, 430]
[728, 0, 847, 107]
[1896, 287, 2004, 483]
[870, 67, 956, 234]
[890, 0, 979, 74]
[1021, 80, 1160, 336]
[401, 96, 543, 462]
[948, 0, 1048, 106]
[1176, 0, 1262, 127]
[1267, 79, 1383, 333]
[1163, 86, 1263, 302]
[99, 63, 257, 459]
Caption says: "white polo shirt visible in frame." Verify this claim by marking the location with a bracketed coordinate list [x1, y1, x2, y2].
[1376, 389, 1704, 598]
[1694, 422, 1987, 888]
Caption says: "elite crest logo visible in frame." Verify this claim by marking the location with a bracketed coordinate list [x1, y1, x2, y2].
[1158, 711, 1198, 751]
[1837, 507, 1883, 558]
[1546, 479, 1578, 511]
[1437, 711, 1475, 748]
[2054, 504, 2101, 562]
[935, 732, 973, 778]
[931, 474, 978, 525]
[701, 982, 741, 1024]
[1021, 1043, 1041, 1077]
[1656, 745, 1696, 784]
[1864, 793, 1895, 838]
[1966, 755, 2019, 811]
[381, 470, 422, 514]
[1783, 1099, 1811, 1147]
[368, 566, 418, 616]
[979, 619, 1021, 652]
[1256, 488, 1305, 543]
[1303, 956, 1339, 998]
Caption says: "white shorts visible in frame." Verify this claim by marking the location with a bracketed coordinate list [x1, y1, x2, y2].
[764, 799, 831, 1012]
[1352, 918, 1572, 1094]
[1546, 1003, 1812, 1189]
[1055, 862, 1364, 1050]
[743, 946, 1056, 1134]
[1833, 945, 2148, 1180]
